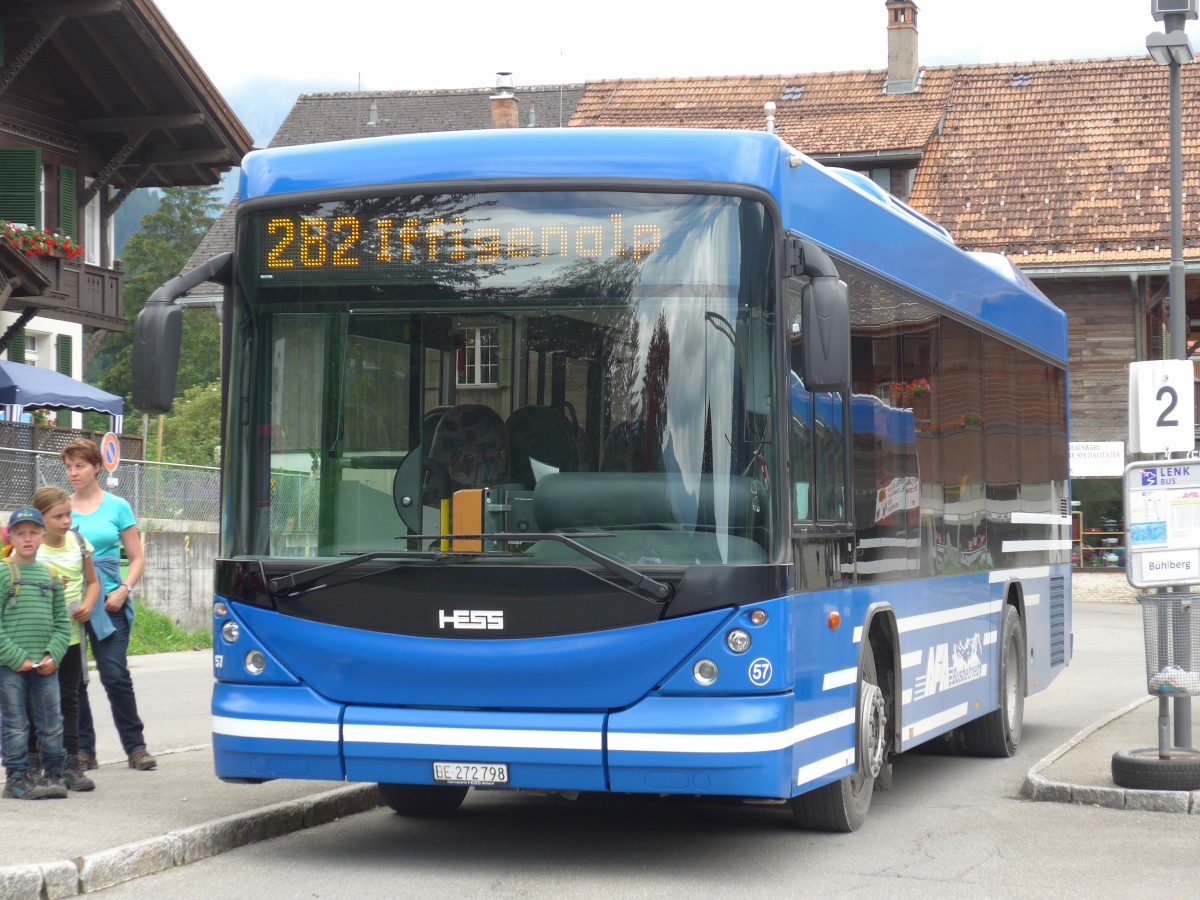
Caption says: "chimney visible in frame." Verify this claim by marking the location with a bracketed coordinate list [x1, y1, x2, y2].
[884, 0, 920, 94]
[491, 72, 519, 128]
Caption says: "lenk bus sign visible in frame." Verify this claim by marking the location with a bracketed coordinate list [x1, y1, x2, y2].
[1124, 461, 1200, 587]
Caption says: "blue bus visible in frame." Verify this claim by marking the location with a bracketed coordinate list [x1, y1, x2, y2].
[134, 128, 1071, 831]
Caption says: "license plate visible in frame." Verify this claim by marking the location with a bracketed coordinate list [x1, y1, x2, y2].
[432, 761, 509, 785]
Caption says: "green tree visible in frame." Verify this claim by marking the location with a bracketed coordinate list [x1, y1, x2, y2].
[96, 186, 222, 407]
[153, 381, 221, 466]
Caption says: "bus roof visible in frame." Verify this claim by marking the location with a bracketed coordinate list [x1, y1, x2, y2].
[239, 128, 1067, 363]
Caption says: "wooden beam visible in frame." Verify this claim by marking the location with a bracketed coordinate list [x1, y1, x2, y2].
[0, 17, 63, 99]
[80, 16, 158, 113]
[124, 148, 235, 167]
[79, 113, 206, 132]
[80, 133, 146, 207]
[48, 31, 115, 115]
[0, 1, 123, 19]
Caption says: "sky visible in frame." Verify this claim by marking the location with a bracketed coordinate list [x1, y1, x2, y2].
[155, 0, 1161, 97]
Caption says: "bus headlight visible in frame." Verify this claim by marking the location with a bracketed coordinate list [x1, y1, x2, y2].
[693, 659, 718, 685]
[726, 629, 751, 654]
[245, 650, 266, 676]
[221, 621, 240, 644]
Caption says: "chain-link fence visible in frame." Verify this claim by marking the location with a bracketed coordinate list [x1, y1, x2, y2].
[1, 444, 325, 539]
[1, 447, 221, 526]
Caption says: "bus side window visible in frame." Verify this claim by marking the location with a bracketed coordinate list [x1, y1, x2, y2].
[788, 280, 812, 520]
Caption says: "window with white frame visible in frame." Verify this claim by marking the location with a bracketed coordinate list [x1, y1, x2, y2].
[457, 326, 499, 386]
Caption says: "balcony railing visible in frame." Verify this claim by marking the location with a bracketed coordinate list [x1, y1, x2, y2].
[31, 253, 124, 328]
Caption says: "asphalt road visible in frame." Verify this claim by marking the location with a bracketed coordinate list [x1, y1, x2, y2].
[96, 602, 1200, 899]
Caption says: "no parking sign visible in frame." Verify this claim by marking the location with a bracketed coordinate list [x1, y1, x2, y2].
[100, 432, 120, 473]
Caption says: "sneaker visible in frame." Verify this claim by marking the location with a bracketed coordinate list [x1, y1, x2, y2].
[127, 748, 157, 771]
[63, 756, 95, 792]
[77, 751, 98, 771]
[3, 770, 58, 800]
[41, 768, 69, 799]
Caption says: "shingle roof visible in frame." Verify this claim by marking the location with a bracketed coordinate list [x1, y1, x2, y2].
[571, 59, 1200, 267]
[184, 84, 586, 276]
[272, 85, 585, 146]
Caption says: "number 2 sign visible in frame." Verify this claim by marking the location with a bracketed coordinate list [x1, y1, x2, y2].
[1129, 360, 1195, 453]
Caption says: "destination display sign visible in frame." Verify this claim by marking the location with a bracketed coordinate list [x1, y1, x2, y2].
[1124, 461, 1200, 587]
[247, 192, 746, 289]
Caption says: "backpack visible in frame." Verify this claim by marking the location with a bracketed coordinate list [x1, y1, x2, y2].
[3, 557, 54, 604]
[2, 530, 84, 602]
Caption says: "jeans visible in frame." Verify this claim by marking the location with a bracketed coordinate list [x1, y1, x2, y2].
[79, 613, 147, 756]
[28, 641, 84, 756]
[0, 666, 65, 777]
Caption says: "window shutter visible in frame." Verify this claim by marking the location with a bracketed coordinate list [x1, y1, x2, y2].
[0, 147, 41, 226]
[56, 334, 73, 426]
[498, 324, 512, 387]
[7, 329, 25, 363]
[58, 165, 78, 241]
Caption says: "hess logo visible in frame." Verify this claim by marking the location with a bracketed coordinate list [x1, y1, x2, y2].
[439, 609, 504, 630]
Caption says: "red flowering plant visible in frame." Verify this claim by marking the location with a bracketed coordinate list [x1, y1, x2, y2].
[1, 221, 85, 259]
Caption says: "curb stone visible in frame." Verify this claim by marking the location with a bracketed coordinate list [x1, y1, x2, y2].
[0, 782, 380, 899]
[1022, 695, 1200, 814]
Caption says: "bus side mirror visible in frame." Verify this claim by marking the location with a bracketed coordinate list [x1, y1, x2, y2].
[132, 303, 183, 414]
[132, 252, 232, 414]
[801, 275, 850, 392]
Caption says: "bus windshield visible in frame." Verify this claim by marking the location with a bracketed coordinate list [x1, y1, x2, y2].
[226, 190, 779, 567]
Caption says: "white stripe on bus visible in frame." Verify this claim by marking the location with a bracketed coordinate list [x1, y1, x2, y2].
[905, 703, 969, 740]
[796, 749, 855, 787]
[1023, 593, 1040, 607]
[856, 537, 923, 548]
[854, 599, 1004, 644]
[900, 650, 923, 669]
[1001, 540, 1073, 552]
[823, 668, 857, 690]
[1011, 513, 1072, 525]
[609, 707, 854, 754]
[344, 724, 601, 751]
[212, 716, 338, 742]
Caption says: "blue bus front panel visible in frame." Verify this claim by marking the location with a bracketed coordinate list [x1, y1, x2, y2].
[212, 682, 344, 781]
[343, 708, 607, 791]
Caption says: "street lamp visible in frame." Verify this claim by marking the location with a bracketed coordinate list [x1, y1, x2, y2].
[1146, 0, 1196, 363]
[1147, 0, 1197, 750]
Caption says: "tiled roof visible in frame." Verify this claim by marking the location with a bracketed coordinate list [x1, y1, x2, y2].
[273, 85, 585, 146]
[571, 59, 1200, 267]
[184, 84, 586, 275]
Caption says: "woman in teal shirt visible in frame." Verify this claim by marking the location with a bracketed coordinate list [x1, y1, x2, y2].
[62, 438, 156, 771]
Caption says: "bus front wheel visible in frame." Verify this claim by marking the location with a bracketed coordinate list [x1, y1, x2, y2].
[378, 783, 469, 816]
[790, 647, 886, 832]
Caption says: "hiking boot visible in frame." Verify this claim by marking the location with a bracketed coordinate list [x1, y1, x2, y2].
[3, 770, 59, 800]
[41, 768, 69, 799]
[63, 755, 95, 792]
[77, 751, 98, 771]
[127, 748, 157, 770]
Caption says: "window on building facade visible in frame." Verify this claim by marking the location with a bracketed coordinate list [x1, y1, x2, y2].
[457, 326, 499, 386]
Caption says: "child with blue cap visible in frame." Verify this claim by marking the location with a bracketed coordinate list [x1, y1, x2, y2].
[0, 506, 70, 799]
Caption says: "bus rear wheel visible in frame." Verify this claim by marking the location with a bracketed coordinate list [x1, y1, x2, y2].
[790, 648, 886, 832]
[959, 604, 1025, 757]
[378, 783, 469, 816]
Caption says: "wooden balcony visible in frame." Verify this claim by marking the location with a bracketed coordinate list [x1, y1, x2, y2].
[4, 249, 126, 331]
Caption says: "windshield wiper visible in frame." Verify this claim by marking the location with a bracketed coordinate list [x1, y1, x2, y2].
[267, 532, 673, 601]
[267, 548, 525, 596]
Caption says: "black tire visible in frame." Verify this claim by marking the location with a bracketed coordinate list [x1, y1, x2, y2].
[791, 648, 886, 832]
[960, 604, 1025, 757]
[378, 783, 469, 816]
[1112, 748, 1200, 791]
